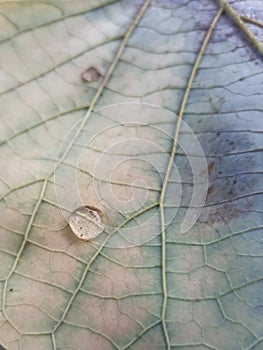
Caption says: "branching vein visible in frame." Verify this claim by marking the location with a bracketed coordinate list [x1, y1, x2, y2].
[1, 1, 152, 348]
[158, 7, 224, 350]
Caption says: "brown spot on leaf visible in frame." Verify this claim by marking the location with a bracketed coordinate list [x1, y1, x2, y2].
[82, 67, 101, 82]
[206, 185, 214, 199]
[195, 128, 260, 231]
[207, 160, 215, 176]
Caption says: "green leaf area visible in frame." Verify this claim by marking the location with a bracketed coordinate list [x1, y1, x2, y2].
[0, 1, 262, 349]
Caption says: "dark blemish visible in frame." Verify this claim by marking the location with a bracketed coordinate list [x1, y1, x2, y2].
[206, 185, 214, 199]
[197, 127, 258, 227]
[208, 160, 216, 176]
[9, 288, 13, 292]
[228, 188, 234, 195]
[239, 77, 244, 81]
[195, 20, 208, 31]
[80, 227, 83, 230]
[211, 26, 236, 43]
[82, 67, 101, 82]
[225, 30, 234, 39]
[80, 233, 83, 237]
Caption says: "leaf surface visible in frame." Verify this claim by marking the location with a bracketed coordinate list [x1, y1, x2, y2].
[0, 1, 263, 349]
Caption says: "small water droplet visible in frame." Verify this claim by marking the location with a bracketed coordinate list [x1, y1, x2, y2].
[82, 67, 101, 82]
[69, 205, 105, 241]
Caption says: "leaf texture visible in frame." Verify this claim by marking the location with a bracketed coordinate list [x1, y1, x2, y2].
[0, 1, 263, 349]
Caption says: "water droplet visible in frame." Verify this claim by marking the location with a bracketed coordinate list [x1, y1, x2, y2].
[69, 205, 105, 241]
[82, 67, 101, 82]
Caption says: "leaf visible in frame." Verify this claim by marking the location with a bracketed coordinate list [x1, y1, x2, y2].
[0, 1, 263, 349]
